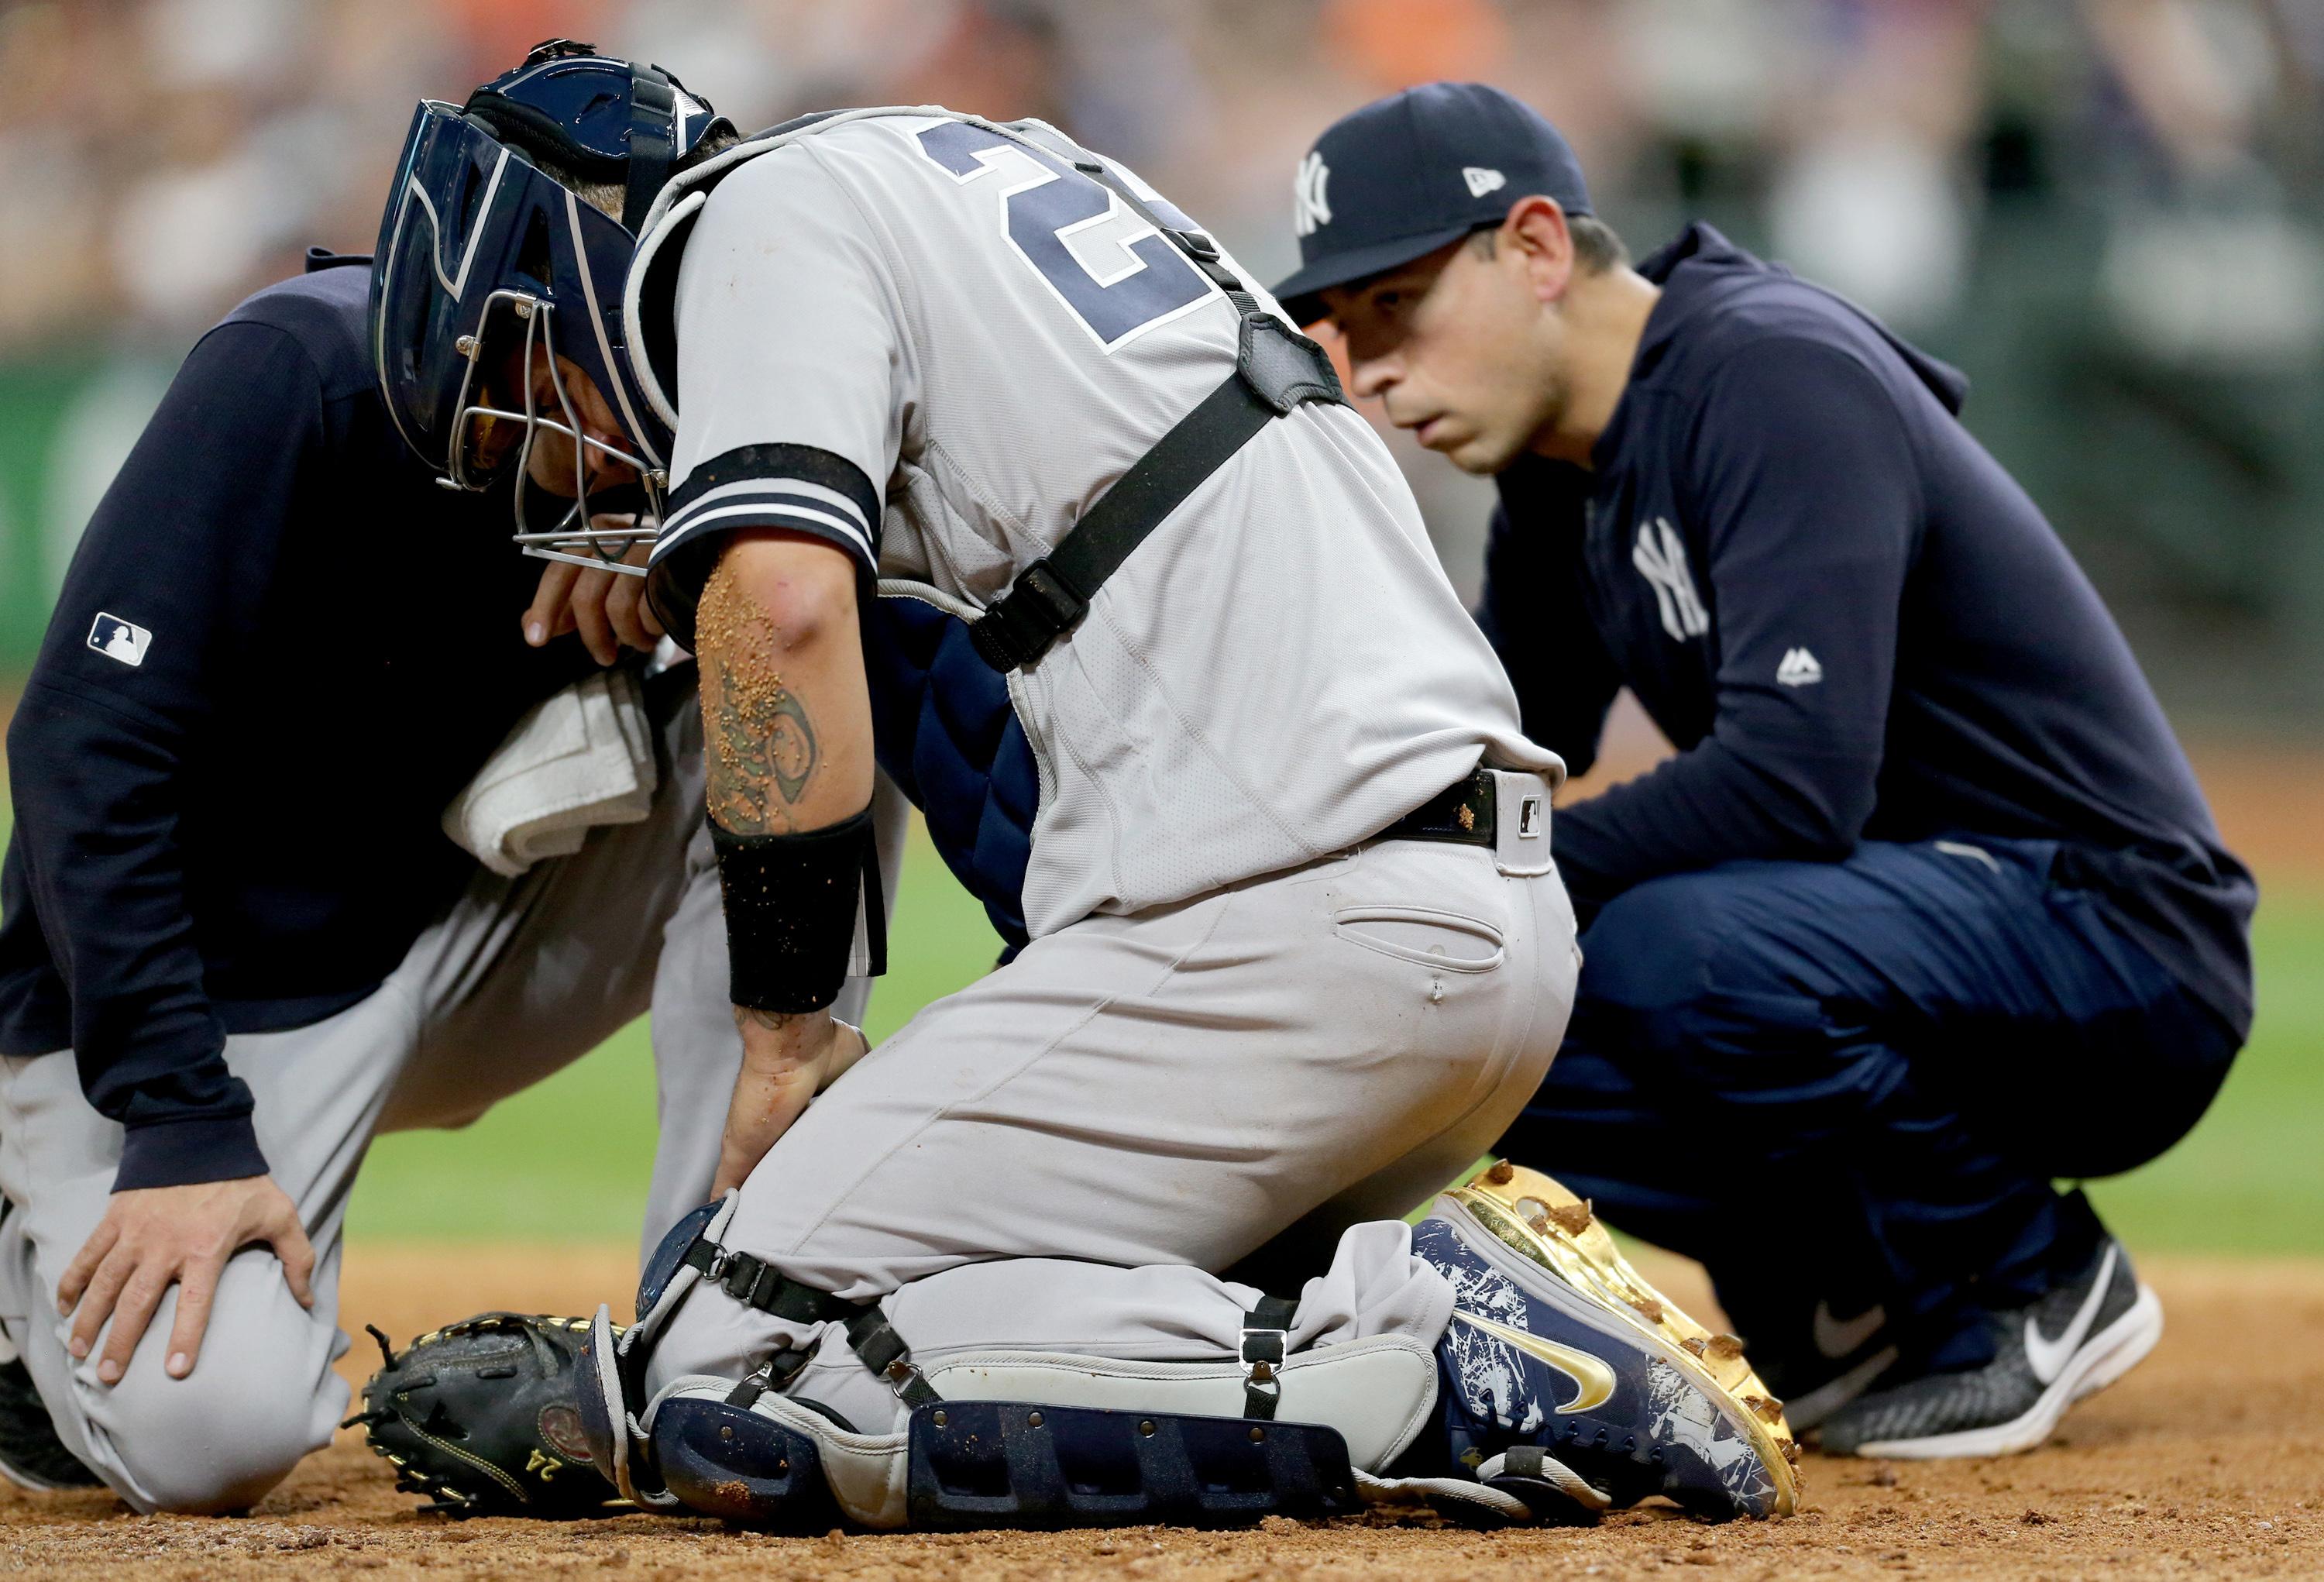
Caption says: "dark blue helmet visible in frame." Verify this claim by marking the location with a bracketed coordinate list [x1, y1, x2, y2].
[369, 40, 733, 570]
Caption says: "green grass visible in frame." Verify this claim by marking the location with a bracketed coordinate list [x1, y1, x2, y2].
[345, 820, 1006, 1243]
[342, 837, 2324, 1257]
[0, 744, 2311, 1257]
[2083, 890, 2324, 1255]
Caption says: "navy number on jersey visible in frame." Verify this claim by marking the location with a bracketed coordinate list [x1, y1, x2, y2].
[915, 121, 1214, 350]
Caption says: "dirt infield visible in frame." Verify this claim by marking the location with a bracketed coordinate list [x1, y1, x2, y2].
[4, 1248, 2316, 1580]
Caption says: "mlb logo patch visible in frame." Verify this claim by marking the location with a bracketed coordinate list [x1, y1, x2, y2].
[88, 613, 152, 668]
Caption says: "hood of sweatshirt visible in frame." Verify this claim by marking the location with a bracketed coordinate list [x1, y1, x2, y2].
[1625, 222, 1968, 417]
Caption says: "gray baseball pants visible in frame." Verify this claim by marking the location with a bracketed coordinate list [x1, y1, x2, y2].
[646, 787, 1580, 1436]
[0, 671, 889, 1514]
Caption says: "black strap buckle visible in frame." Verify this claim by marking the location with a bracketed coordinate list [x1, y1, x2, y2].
[970, 557, 1088, 672]
[846, 1308, 942, 1407]
[682, 1231, 944, 1408]
[1240, 1295, 1297, 1421]
[724, 1345, 815, 1408]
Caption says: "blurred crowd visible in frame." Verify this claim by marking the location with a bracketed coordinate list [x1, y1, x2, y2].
[3, 0, 2321, 357]
[2, 0, 2321, 687]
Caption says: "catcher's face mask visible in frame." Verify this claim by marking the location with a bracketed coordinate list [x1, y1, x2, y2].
[367, 43, 731, 574]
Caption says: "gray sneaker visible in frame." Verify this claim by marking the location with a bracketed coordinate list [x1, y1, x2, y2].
[1818, 1236, 2161, 1460]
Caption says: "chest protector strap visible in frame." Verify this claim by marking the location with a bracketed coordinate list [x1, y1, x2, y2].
[625, 112, 1347, 676]
[967, 161, 1346, 673]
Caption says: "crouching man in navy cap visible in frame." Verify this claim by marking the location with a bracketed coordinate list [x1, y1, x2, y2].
[0, 43, 854, 1511]
[1281, 81, 2254, 1460]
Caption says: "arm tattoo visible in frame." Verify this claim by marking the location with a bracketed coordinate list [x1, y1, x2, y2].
[697, 559, 821, 834]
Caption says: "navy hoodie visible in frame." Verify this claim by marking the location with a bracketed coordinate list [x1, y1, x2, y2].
[0, 256, 594, 1190]
[1477, 225, 2254, 1036]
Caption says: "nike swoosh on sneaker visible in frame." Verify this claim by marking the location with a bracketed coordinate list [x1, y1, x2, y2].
[1450, 1310, 1619, 1412]
[2024, 1244, 2119, 1386]
[1813, 1300, 1887, 1360]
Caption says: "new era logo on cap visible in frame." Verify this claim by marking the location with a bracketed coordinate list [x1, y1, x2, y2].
[1463, 166, 1506, 198]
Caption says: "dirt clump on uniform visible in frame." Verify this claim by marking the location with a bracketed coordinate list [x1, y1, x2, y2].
[5, 1246, 2319, 1580]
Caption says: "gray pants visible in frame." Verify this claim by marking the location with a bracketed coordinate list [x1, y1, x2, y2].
[648, 804, 1580, 1436]
[0, 672, 824, 1514]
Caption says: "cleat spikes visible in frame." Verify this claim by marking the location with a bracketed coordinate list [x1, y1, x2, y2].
[1483, 1160, 1516, 1185]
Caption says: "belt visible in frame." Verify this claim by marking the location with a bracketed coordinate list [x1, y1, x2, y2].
[1380, 769, 1497, 848]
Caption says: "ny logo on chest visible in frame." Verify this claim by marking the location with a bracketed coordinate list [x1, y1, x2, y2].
[1630, 516, 1709, 642]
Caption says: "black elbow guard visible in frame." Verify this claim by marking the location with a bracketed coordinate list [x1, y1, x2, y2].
[710, 806, 886, 1014]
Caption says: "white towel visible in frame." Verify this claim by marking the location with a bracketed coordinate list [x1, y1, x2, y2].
[443, 669, 661, 877]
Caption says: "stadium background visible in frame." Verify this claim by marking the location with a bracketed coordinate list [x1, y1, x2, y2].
[0, 0, 2316, 1259]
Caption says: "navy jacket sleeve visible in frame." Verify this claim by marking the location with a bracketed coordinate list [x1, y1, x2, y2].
[3, 321, 323, 1190]
[1553, 338, 1918, 913]
[1475, 460, 1623, 776]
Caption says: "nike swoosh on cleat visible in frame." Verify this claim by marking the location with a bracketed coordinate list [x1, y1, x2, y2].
[2024, 1245, 2119, 1387]
[1812, 1300, 1887, 1360]
[1451, 1310, 1619, 1412]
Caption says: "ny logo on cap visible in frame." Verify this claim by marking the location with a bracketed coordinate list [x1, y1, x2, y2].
[1463, 166, 1506, 198]
[1293, 151, 1332, 236]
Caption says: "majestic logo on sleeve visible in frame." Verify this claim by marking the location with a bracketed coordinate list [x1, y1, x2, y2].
[1631, 518, 1709, 641]
[1463, 166, 1507, 198]
[88, 613, 153, 668]
[1292, 152, 1332, 236]
[1776, 648, 1823, 686]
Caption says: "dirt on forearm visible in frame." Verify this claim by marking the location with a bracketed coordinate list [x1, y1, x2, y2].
[696, 557, 820, 835]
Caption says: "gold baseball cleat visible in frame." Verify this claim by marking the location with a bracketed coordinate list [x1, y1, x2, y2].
[1450, 1159, 1803, 1515]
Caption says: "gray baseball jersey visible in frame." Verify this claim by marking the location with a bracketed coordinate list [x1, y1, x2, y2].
[642, 110, 1561, 936]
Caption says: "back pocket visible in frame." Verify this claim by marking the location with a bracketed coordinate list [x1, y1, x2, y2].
[1332, 905, 1506, 973]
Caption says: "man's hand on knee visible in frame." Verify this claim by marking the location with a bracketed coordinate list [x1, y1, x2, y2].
[714, 1011, 871, 1195]
[57, 1176, 315, 1384]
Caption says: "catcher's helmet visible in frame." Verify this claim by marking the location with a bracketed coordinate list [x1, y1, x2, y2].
[369, 40, 733, 571]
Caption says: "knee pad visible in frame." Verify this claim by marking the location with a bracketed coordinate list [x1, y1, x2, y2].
[638, 1376, 1368, 1530]
[605, 1202, 1463, 1532]
[634, 1336, 1438, 1529]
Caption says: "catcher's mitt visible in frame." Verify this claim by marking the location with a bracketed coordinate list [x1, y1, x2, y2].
[347, 1313, 624, 1518]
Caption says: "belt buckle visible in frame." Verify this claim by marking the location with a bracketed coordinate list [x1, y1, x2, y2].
[1489, 769, 1555, 876]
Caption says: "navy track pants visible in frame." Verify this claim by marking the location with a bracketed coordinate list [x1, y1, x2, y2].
[1495, 837, 2238, 1357]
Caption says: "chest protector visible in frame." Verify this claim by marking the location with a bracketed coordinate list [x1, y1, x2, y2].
[625, 110, 1342, 950]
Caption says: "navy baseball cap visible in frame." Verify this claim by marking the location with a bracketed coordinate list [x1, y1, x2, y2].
[1270, 82, 1592, 325]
